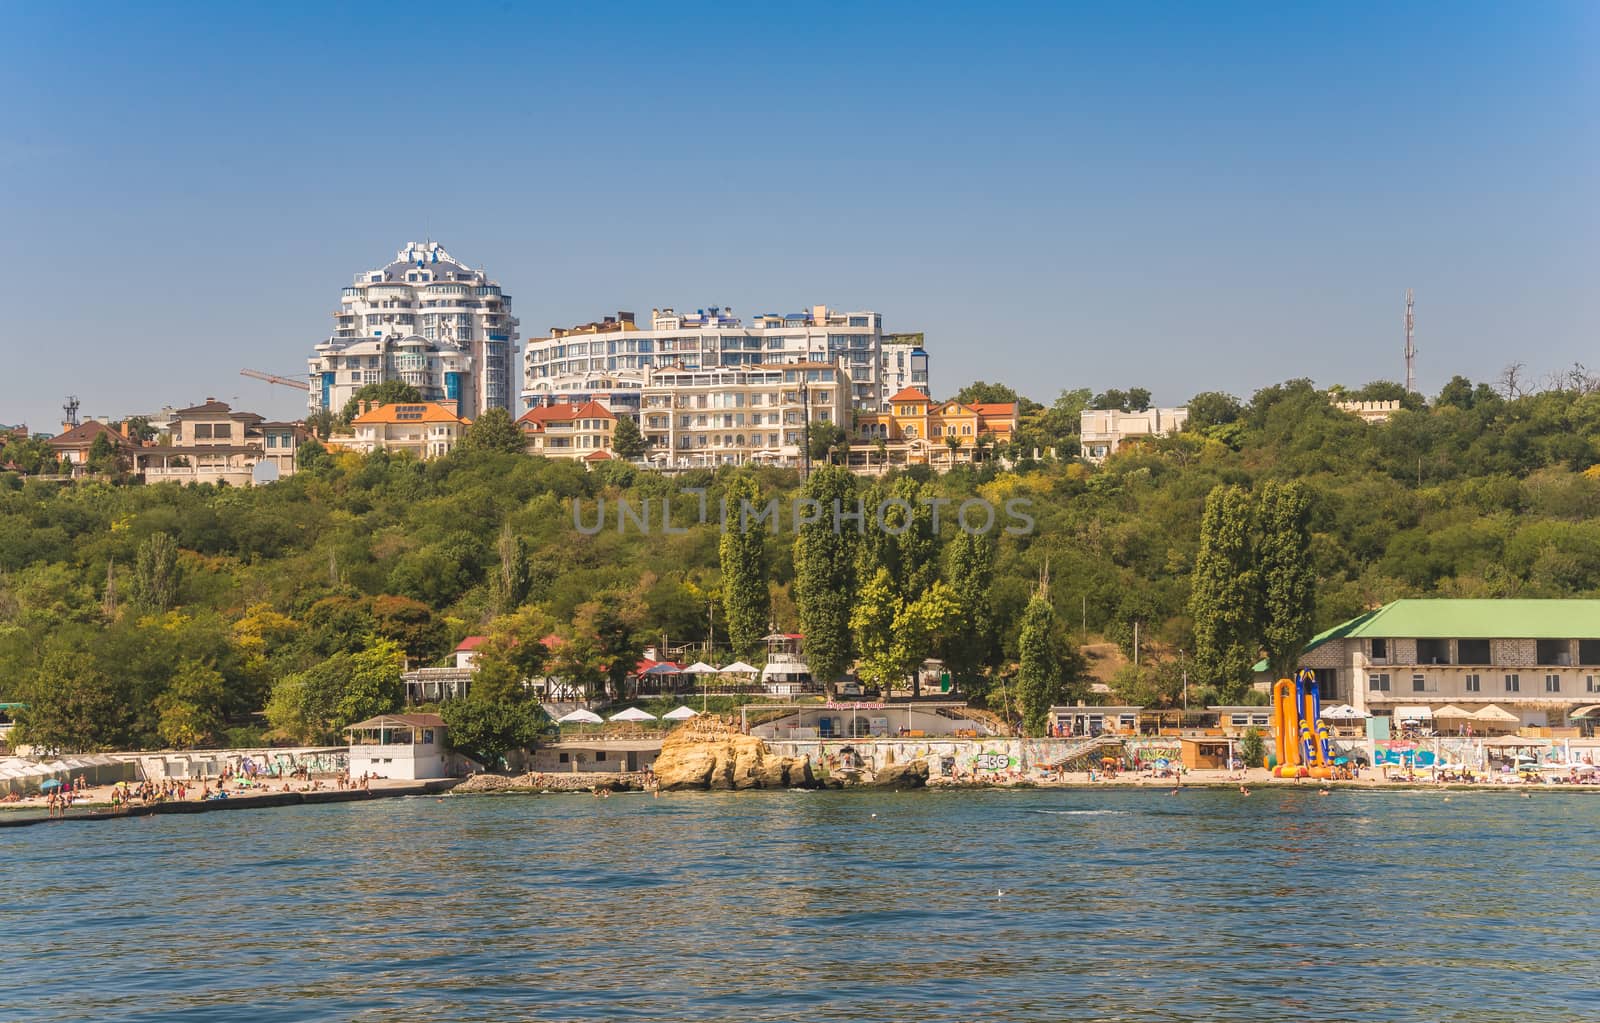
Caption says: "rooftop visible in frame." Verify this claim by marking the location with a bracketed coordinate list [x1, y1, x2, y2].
[351, 402, 470, 426]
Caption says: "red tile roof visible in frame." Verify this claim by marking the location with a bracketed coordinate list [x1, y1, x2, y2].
[454, 635, 488, 652]
[888, 387, 932, 404]
[583, 450, 613, 461]
[971, 402, 1018, 419]
[517, 402, 616, 428]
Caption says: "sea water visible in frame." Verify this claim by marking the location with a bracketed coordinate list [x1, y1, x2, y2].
[4, 787, 1597, 1022]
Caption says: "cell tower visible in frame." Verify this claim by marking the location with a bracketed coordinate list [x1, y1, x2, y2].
[1403, 289, 1417, 394]
[62, 395, 80, 428]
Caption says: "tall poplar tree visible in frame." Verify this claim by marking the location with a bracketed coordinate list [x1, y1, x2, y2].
[1189, 484, 1259, 699]
[130, 531, 180, 614]
[1015, 583, 1068, 736]
[939, 529, 995, 690]
[720, 474, 770, 656]
[793, 465, 858, 695]
[1257, 480, 1316, 677]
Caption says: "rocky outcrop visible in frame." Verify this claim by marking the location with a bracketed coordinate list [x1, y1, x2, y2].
[869, 759, 929, 789]
[654, 717, 816, 791]
[454, 771, 644, 793]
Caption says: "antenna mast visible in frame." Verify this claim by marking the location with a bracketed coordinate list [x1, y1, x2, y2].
[1404, 289, 1416, 394]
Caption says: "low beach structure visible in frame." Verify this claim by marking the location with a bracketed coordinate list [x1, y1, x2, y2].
[529, 738, 662, 774]
[745, 701, 988, 740]
[345, 713, 449, 780]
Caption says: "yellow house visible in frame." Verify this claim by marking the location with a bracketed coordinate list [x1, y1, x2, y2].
[851, 389, 1017, 473]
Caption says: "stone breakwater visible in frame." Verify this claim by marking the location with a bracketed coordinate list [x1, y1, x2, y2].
[455, 771, 648, 793]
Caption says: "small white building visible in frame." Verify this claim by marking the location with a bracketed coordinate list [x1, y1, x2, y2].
[345, 713, 449, 780]
[1079, 407, 1189, 462]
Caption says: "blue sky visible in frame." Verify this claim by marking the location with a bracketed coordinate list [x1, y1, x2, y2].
[2, 1, 1595, 428]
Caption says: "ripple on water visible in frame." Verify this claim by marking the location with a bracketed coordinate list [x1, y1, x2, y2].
[4, 788, 1599, 1022]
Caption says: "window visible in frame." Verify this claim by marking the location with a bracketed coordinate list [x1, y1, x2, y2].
[1370, 638, 1388, 661]
[1545, 674, 1560, 693]
[1416, 638, 1450, 665]
[1504, 673, 1520, 693]
[558, 752, 570, 763]
[1411, 673, 1428, 692]
[1587, 675, 1598, 693]
[1580, 640, 1600, 666]
[1457, 639, 1490, 664]
[1536, 639, 1571, 666]
[1230, 714, 1249, 726]
[1312, 668, 1339, 701]
[1465, 673, 1481, 693]
[595, 751, 606, 762]
[1368, 673, 1391, 692]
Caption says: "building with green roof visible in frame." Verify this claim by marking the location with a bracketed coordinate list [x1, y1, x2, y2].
[1262, 599, 1600, 729]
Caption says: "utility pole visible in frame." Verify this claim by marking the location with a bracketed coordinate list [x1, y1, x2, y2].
[1404, 289, 1417, 395]
[1133, 620, 1140, 669]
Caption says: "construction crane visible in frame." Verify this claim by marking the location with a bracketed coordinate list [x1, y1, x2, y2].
[240, 368, 312, 392]
[1403, 289, 1416, 394]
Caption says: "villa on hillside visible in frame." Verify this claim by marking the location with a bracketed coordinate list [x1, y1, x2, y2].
[1262, 599, 1600, 729]
[848, 388, 1018, 473]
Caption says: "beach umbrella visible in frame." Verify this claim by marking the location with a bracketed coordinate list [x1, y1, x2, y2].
[682, 662, 718, 675]
[38, 779, 61, 791]
[662, 705, 700, 720]
[719, 661, 758, 675]
[557, 709, 603, 725]
[642, 663, 680, 676]
[609, 707, 658, 722]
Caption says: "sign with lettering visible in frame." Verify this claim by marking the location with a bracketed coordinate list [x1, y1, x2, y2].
[972, 751, 1016, 772]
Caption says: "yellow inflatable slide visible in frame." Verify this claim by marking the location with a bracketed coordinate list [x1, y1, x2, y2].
[1271, 668, 1335, 779]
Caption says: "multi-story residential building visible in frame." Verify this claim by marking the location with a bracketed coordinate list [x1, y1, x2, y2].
[879, 332, 930, 407]
[637, 362, 852, 469]
[308, 241, 518, 418]
[849, 388, 1017, 473]
[329, 401, 470, 459]
[1079, 407, 1189, 462]
[128, 400, 306, 485]
[1280, 599, 1600, 728]
[523, 305, 890, 413]
[516, 401, 617, 462]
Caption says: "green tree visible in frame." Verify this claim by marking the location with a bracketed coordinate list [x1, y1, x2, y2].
[15, 649, 131, 752]
[471, 606, 553, 704]
[296, 437, 333, 473]
[719, 474, 771, 656]
[852, 570, 961, 694]
[370, 595, 447, 663]
[1189, 485, 1259, 700]
[1257, 480, 1316, 677]
[265, 639, 404, 743]
[440, 696, 548, 770]
[805, 421, 848, 465]
[954, 381, 1023, 406]
[1239, 726, 1266, 769]
[611, 415, 647, 459]
[939, 530, 996, 691]
[489, 521, 530, 615]
[1015, 586, 1076, 735]
[339, 379, 422, 424]
[459, 407, 525, 455]
[1186, 391, 1243, 430]
[793, 466, 859, 695]
[123, 416, 158, 443]
[154, 659, 226, 749]
[130, 532, 181, 613]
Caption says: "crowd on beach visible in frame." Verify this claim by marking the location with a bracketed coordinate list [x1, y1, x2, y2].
[6, 762, 388, 818]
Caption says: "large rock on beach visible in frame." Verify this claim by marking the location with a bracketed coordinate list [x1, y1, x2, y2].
[654, 718, 816, 791]
[868, 759, 929, 789]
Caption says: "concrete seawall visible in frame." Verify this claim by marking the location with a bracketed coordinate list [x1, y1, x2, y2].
[0, 779, 460, 829]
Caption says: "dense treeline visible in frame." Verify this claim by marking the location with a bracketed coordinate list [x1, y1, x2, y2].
[4, 374, 1600, 753]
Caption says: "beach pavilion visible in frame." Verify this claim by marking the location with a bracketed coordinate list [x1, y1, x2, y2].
[345, 713, 448, 780]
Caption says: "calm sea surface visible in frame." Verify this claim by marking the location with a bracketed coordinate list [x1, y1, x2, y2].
[4, 787, 1599, 1022]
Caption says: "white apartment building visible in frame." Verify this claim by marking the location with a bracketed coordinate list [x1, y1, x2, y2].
[522, 305, 893, 413]
[879, 333, 930, 407]
[637, 362, 852, 469]
[308, 242, 519, 418]
[1080, 407, 1190, 462]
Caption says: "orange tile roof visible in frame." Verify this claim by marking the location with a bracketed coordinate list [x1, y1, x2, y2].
[517, 402, 616, 427]
[971, 402, 1018, 418]
[350, 402, 469, 425]
[888, 387, 932, 403]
